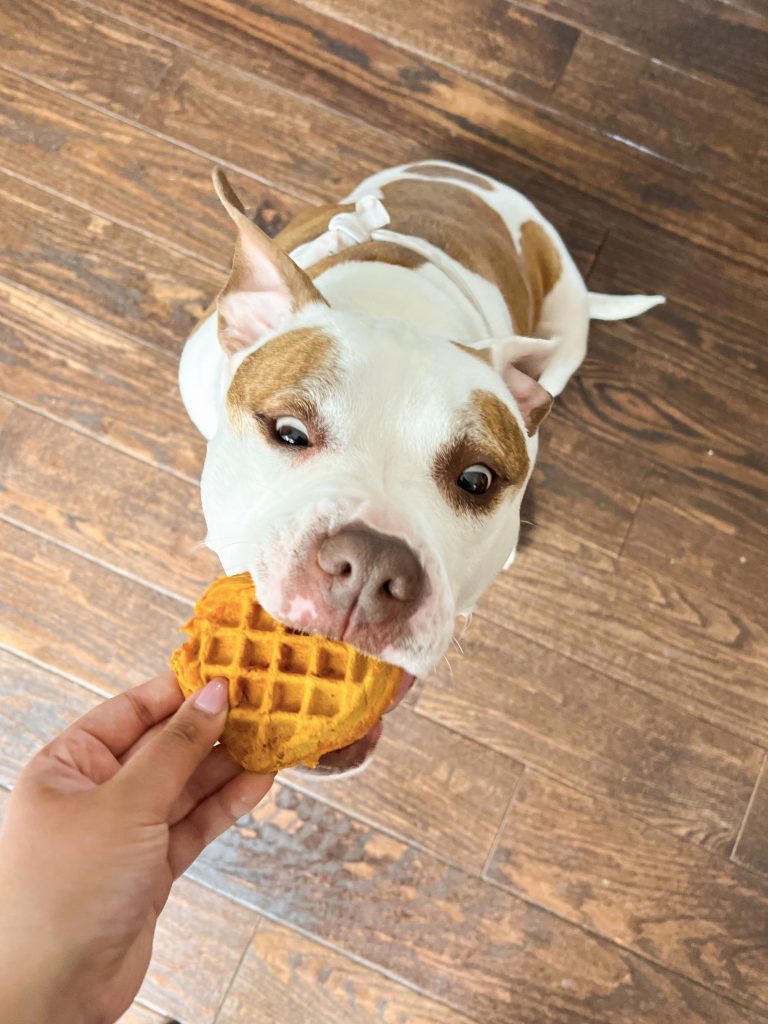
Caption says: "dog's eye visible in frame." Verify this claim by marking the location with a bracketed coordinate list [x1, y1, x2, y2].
[275, 416, 310, 447]
[457, 464, 494, 495]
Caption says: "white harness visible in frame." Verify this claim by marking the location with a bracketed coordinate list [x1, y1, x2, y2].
[288, 196, 495, 335]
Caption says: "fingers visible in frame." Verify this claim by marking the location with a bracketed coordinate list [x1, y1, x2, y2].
[113, 679, 229, 821]
[168, 770, 274, 878]
[70, 673, 185, 759]
[167, 744, 242, 825]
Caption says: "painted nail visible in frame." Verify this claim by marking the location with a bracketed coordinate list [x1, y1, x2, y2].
[192, 678, 228, 715]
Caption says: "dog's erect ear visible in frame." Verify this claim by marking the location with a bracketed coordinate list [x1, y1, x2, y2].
[212, 168, 327, 355]
[469, 335, 558, 436]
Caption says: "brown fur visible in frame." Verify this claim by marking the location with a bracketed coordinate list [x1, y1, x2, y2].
[226, 327, 337, 435]
[433, 389, 529, 516]
[379, 179, 535, 333]
[519, 220, 563, 326]
[405, 162, 495, 191]
[451, 341, 492, 364]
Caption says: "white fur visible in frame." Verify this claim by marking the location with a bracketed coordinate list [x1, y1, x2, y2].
[179, 161, 663, 674]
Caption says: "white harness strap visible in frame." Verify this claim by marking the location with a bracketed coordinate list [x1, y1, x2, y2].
[289, 195, 494, 335]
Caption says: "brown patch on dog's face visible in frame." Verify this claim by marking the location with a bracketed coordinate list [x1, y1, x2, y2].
[406, 163, 495, 191]
[519, 220, 562, 324]
[308, 240, 426, 278]
[434, 389, 529, 516]
[226, 327, 337, 441]
[380, 179, 533, 334]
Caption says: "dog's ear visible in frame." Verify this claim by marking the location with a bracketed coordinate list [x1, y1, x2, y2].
[470, 335, 558, 436]
[212, 168, 327, 355]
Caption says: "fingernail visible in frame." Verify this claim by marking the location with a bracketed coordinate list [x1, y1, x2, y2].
[192, 679, 228, 715]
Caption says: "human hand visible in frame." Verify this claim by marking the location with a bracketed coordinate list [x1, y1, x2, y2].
[0, 672, 274, 1024]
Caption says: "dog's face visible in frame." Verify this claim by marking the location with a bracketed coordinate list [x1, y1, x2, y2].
[196, 172, 553, 676]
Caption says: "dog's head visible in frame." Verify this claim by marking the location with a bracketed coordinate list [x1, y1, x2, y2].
[195, 171, 553, 676]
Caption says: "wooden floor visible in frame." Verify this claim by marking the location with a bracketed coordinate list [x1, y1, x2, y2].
[0, 0, 766, 1021]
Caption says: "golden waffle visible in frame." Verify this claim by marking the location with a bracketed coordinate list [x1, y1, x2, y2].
[171, 573, 403, 773]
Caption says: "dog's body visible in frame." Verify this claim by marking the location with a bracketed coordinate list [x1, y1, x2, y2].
[180, 160, 662, 683]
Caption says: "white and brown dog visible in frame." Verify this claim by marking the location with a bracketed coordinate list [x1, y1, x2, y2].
[180, 160, 662, 762]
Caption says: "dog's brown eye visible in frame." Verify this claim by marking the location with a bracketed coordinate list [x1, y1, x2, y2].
[457, 464, 494, 495]
[275, 416, 310, 447]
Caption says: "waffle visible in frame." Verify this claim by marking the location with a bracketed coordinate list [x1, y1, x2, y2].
[171, 573, 403, 773]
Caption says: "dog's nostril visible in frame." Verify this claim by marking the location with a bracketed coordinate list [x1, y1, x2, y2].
[340, 561, 352, 577]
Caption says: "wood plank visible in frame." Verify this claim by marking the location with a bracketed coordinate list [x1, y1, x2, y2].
[486, 770, 768, 1012]
[82, 0, 766, 267]
[415, 613, 761, 851]
[733, 759, 768, 876]
[0, 174, 218, 354]
[0, 405, 218, 599]
[192, 783, 760, 1024]
[478, 528, 768, 747]
[218, 920, 479, 1024]
[0, 397, 12, 429]
[0, 0, 173, 118]
[0, 518, 187, 695]
[588, 220, 767, 338]
[116, 1006, 168, 1024]
[557, 323, 768, 509]
[0, 649, 100, 787]
[286, 0, 579, 98]
[0, 65, 301, 255]
[141, 49, 422, 203]
[287, 705, 523, 874]
[0, 279, 204, 480]
[517, 0, 768, 101]
[553, 33, 768, 198]
[622, 469, 768, 620]
[532, 413, 651, 556]
[135, 878, 255, 1024]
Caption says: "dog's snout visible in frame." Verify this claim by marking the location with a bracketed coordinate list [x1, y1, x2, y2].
[317, 527, 424, 623]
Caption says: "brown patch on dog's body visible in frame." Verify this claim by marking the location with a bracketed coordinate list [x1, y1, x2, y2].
[451, 341, 492, 365]
[405, 162, 495, 191]
[434, 388, 529, 516]
[227, 327, 337, 436]
[308, 241, 425, 278]
[379, 179, 541, 334]
[274, 202, 354, 253]
[519, 220, 562, 324]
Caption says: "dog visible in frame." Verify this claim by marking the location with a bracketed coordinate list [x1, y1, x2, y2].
[180, 160, 662, 768]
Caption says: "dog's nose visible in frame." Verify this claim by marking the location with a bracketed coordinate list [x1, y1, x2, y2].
[317, 527, 425, 623]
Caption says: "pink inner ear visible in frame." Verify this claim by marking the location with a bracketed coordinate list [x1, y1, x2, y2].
[218, 236, 295, 350]
[502, 364, 554, 436]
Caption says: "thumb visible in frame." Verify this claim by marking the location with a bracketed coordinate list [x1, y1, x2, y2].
[115, 678, 229, 821]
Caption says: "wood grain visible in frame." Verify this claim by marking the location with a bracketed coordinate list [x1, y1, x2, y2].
[287, 705, 523, 873]
[218, 920, 479, 1024]
[622, 470, 768, 619]
[733, 759, 768, 876]
[0, 0, 172, 118]
[82, 0, 767, 266]
[0, 405, 218, 599]
[0, 65, 301, 257]
[135, 877, 255, 1024]
[141, 50, 422, 202]
[0, 518, 187, 695]
[192, 784, 761, 1024]
[487, 770, 768, 1010]
[116, 1006, 169, 1024]
[0, 279, 204, 480]
[0, 648, 100, 787]
[296, 0, 580, 98]
[556, 324, 768, 507]
[0, 173, 218, 354]
[553, 32, 768, 197]
[515, 0, 768, 101]
[415, 613, 761, 851]
[479, 528, 768, 747]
